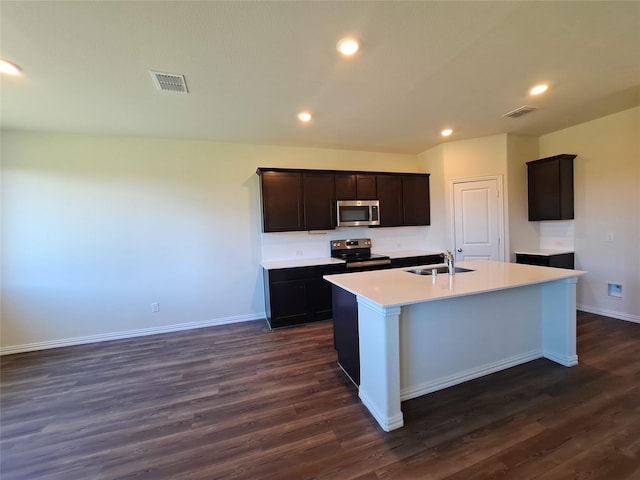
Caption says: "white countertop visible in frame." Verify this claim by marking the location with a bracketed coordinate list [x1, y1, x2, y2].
[515, 249, 575, 256]
[324, 260, 587, 308]
[261, 249, 443, 270]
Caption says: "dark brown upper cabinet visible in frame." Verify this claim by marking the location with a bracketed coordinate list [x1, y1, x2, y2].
[376, 174, 431, 227]
[402, 174, 431, 226]
[376, 175, 403, 227]
[356, 174, 377, 199]
[303, 173, 336, 230]
[258, 170, 304, 232]
[527, 154, 576, 221]
[257, 168, 431, 232]
[335, 173, 377, 200]
[334, 174, 357, 200]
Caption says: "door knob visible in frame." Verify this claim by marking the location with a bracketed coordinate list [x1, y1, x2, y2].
[457, 248, 463, 252]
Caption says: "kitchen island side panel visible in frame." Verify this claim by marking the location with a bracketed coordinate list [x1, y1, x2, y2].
[399, 283, 544, 400]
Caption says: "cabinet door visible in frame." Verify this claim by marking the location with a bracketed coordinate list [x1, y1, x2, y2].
[527, 155, 575, 221]
[260, 171, 304, 232]
[390, 257, 419, 268]
[528, 161, 561, 221]
[268, 268, 310, 328]
[332, 285, 360, 385]
[376, 175, 403, 227]
[356, 175, 377, 199]
[402, 175, 430, 226]
[549, 253, 575, 269]
[335, 174, 357, 200]
[515, 254, 549, 267]
[419, 254, 443, 265]
[303, 173, 336, 230]
[308, 264, 345, 320]
[269, 280, 308, 327]
[390, 254, 442, 268]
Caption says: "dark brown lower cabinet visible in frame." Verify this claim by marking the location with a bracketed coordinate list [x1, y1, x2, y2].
[515, 252, 575, 269]
[265, 255, 443, 330]
[390, 254, 442, 268]
[263, 264, 346, 328]
[332, 285, 360, 385]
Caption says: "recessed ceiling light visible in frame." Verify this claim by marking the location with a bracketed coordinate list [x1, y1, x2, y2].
[336, 37, 360, 56]
[441, 129, 453, 137]
[529, 84, 548, 96]
[0, 58, 22, 76]
[297, 112, 312, 123]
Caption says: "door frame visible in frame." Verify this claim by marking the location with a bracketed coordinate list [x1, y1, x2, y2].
[449, 175, 506, 262]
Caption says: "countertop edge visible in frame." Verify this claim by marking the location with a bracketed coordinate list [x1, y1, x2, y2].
[324, 261, 588, 308]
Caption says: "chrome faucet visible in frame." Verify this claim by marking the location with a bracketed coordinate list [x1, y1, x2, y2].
[442, 250, 455, 275]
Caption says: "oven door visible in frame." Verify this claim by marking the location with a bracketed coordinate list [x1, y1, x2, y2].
[337, 200, 380, 227]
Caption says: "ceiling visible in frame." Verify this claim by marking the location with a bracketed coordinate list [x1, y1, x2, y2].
[1, 1, 639, 154]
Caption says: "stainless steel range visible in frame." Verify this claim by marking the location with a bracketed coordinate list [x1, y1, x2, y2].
[330, 238, 391, 269]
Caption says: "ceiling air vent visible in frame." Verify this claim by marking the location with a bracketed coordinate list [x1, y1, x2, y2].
[150, 71, 188, 93]
[502, 105, 537, 118]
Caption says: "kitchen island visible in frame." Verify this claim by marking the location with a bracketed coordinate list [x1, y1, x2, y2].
[324, 260, 587, 432]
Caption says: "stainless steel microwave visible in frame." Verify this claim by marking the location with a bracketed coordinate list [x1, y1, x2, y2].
[336, 200, 380, 227]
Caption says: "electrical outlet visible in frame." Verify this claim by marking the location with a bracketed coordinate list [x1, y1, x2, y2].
[606, 232, 614, 242]
[151, 302, 160, 313]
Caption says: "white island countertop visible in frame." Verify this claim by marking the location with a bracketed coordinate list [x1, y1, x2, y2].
[325, 260, 587, 308]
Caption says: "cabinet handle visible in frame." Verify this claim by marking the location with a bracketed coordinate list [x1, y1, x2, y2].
[457, 248, 463, 252]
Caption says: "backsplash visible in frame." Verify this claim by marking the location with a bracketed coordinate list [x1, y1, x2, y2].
[539, 220, 574, 250]
[261, 226, 431, 261]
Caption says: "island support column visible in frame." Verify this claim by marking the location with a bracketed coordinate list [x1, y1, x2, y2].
[542, 277, 579, 366]
[356, 297, 403, 432]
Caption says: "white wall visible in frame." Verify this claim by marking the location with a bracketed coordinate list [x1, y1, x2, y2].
[506, 135, 539, 261]
[3, 108, 637, 352]
[420, 134, 510, 259]
[538, 107, 640, 322]
[0, 131, 421, 351]
[421, 111, 639, 323]
[416, 144, 447, 252]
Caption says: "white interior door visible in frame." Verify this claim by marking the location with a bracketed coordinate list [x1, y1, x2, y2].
[452, 177, 503, 261]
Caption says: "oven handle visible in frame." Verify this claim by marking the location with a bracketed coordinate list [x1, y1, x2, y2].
[346, 259, 391, 269]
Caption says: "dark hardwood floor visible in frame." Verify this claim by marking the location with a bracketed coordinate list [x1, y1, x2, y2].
[1, 311, 639, 479]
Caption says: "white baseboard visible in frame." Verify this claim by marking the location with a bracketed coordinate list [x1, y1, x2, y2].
[543, 350, 578, 367]
[0, 313, 266, 356]
[578, 304, 640, 324]
[400, 350, 543, 401]
[359, 388, 404, 432]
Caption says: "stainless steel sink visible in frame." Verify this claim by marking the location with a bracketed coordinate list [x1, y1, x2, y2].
[407, 266, 475, 275]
